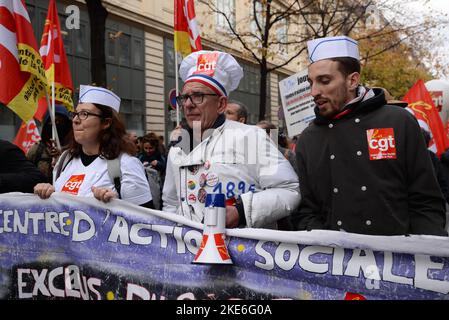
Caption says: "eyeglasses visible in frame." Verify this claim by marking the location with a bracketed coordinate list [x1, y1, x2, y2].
[70, 111, 104, 121]
[176, 93, 218, 106]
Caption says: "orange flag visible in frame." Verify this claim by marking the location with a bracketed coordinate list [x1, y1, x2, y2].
[403, 79, 449, 157]
[174, 0, 202, 57]
[0, 0, 47, 122]
[35, 0, 74, 121]
[13, 119, 41, 154]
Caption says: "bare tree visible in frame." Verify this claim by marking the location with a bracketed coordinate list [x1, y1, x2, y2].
[201, 0, 448, 121]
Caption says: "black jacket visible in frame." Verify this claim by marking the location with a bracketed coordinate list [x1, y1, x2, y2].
[428, 150, 449, 205]
[292, 88, 447, 236]
[0, 140, 46, 193]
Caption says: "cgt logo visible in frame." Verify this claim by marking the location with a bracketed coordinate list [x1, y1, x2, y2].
[62, 174, 86, 195]
[366, 128, 397, 160]
[194, 52, 218, 77]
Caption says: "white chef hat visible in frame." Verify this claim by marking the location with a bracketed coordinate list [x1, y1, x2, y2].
[78, 85, 121, 113]
[179, 50, 243, 97]
[307, 36, 359, 64]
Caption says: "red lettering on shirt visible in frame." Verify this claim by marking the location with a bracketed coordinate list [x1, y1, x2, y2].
[61, 174, 86, 195]
[366, 128, 397, 160]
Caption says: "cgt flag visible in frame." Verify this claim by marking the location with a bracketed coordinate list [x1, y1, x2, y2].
[0, 0, 47, 122]
[174, 0, 202, 57]
[404, 79, 449, 157]
[13, 118, 41, 154]
[35, 0, 74, 121]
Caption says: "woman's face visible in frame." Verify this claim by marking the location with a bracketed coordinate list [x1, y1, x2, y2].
[72, 103, 108, 146]
[143, 142, 156, 155]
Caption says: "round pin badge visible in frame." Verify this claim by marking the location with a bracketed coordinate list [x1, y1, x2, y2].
[188, 180, 196, 190]
[206, 172, 219, 187]
[204, 160, 211, 170]
[188, 194, 197, 203]
[198, 188, 207, 203]
[199, 173, 207, 187]
[187, 165, 199, 175]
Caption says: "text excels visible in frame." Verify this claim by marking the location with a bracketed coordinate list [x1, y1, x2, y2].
[17, 265, 101, 299]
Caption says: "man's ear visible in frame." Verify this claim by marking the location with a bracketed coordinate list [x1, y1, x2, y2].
[347, 72, 361, 91]
[217, 96, 227, 114]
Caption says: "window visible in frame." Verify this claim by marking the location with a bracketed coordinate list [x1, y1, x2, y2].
[119, 33, 131, 66]
[133, 39, 144, 68]
[276, 18, 289, 55]
[105, 21, 145, 134]
[216, 0, 235, 33]
[75, 22, 88, 55]
[250, 1, 264, 35]
[249, 0, 264, 47]
[107, 29, 117, 62]
[120, 99, 145, 136]
[59, 13, 72, 55]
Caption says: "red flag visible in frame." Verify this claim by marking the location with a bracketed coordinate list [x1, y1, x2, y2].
[403, 79, 449, 156]
[0, 0, 47, 122]
[13, 119, 41, 154]
[174, 0, 202, 57]
[344, 292, 367, 300]
[35, 0, 74, 121]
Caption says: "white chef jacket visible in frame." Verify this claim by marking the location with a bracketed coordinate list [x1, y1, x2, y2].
[162, 119, 300, 228]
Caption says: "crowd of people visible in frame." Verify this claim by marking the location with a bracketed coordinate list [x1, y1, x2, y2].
[1, 35, 448, 237]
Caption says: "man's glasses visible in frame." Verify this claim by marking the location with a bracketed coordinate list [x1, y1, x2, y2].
[176, 93, 218, 106]
[70, 111, 104, 121]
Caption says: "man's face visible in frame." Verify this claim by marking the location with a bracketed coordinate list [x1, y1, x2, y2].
[225, 103, 244, 123]
[181, 82, 226, 131]
[308, 59, 358, 118]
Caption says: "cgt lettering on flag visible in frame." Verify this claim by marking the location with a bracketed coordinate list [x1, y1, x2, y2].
[35, 0, 74, 121]
[0, 0, 48, 122]
[404, 79, 449, 156]
[13, 119, 41, 154]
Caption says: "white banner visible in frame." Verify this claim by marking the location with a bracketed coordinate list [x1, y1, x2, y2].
[279, 69, 315, 137]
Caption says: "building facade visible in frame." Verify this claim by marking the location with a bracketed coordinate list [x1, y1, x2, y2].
[0, 0, 303, 142]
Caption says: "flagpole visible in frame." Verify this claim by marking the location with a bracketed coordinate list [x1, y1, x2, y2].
[175, 52, 180, 126]
[46, 86, 61, 151]
[52, 81, 61, 150]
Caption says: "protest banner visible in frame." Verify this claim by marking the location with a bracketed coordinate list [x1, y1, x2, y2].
[278, 69, 315, 138]
[0, 192, 448, 300]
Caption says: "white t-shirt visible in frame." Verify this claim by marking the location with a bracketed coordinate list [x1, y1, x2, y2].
[54, 153, 152, 205]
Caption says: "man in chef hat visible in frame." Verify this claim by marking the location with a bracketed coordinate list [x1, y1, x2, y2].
[291, 35, 447, 236]
[162, 50, 300, 229]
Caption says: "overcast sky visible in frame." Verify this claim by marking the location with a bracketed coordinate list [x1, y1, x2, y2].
[397, 0, 449, 80]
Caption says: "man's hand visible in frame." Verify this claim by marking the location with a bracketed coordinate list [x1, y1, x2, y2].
[91, 186, 118, 203]
[225, 205, 240, 228]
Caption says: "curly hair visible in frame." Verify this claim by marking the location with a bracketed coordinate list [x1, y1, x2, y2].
[67, 103, 137, 159]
